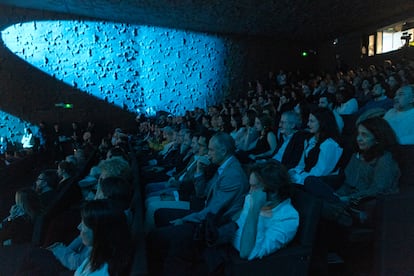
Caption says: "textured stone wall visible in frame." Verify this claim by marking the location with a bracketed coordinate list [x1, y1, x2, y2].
[0, 4, 310, 143]
[1, 21, 246, 116]
[0, 6, 247, 142]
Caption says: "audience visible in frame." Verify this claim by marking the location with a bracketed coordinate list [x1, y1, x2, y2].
[233, 160, 299, 260]
[34, 169, 58, 207]
[0, 188, 43, 245]
[304, 117, 400, 226]
[13, 177, 133, 275]
[74, 200, 132, 276]
[246, 114, 277, 161]
[0, 57, 413, 275]
[355, 77, 373, 107]
[384, 84, 414, 144]
[289, 107, 343, 185]
[147, 132, 248, 275]
[56, 160, 77, 188]
[318, 92, 344, 134]
[272, 111, 308, 169]
[144, 133, 211, 231]
[357, 79, 394, 116]
[335, 85, 358, 115]
[236, 109, 259, 151]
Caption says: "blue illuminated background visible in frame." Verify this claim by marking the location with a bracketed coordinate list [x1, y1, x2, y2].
[0, 112, 38, 145]
[1, 21, 239, 116]
[0, 20, 245, 143]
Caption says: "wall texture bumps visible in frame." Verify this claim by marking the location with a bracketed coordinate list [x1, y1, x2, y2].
[0, 4, 309, 143]
[2, 20, 246, 116]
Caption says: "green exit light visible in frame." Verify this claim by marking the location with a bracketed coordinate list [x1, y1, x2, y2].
[55, 103, 73, 109]
[302, 51, 308, 57]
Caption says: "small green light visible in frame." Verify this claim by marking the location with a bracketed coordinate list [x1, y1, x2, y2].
[64, 103, 73, 109]
[302, 51, 308, 57]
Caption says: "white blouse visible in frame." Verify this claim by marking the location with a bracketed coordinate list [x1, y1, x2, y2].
[74, 259, 109, 276]
[289, 137, 343, 184]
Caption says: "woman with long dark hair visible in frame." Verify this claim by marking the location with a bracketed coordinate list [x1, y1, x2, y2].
[289, 107, 343, 185]
[304, 116, 400, 225]
[75, 200, 132, 276]
[246, 114, 277, 161]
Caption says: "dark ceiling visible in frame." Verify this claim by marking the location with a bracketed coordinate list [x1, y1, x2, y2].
[0, 0, 413, 42]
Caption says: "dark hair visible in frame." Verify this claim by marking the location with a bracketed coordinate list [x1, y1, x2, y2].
[81, 200, 132, 275]
[319, 92, 336, 104]
[99, 177, 131, 207]
[357, 117, 398, 161]
[262, 103, 276, 118]
[310, 107, 340, 144]
[58, 160, 76, 176]
[296, 101, 311, 129]
[337, 84, 355, 102]
[15, 187, 42, 221]
[388, 73, 402, 86]
[256, 114, 274, 134]
[231, 113, 243, 131]
[194, 128, 213, 145]
[185, 117, 198, 132]
[245, 109, 257, 127]
[218, 114, 233, 133]
[249, 160, 292, 201]
[39, 169, 58, 189]
[373, 74, 386, 84]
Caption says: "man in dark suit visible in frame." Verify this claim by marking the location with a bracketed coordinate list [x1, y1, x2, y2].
[147, 132, 248, 275]
[273, 111, 309, 169]
[171, 132, 248, 225]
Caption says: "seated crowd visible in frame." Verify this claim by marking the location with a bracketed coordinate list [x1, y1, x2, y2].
[0, 59, 412, 275]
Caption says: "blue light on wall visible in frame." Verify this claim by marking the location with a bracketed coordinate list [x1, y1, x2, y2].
[0, 111, 38, 145]
[1, 21, 231, 116]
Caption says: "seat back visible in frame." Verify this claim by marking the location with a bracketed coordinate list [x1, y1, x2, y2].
[395, 144, 414, 188]
[373, 188, 414, 275]
[291, 188, 323, 248]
